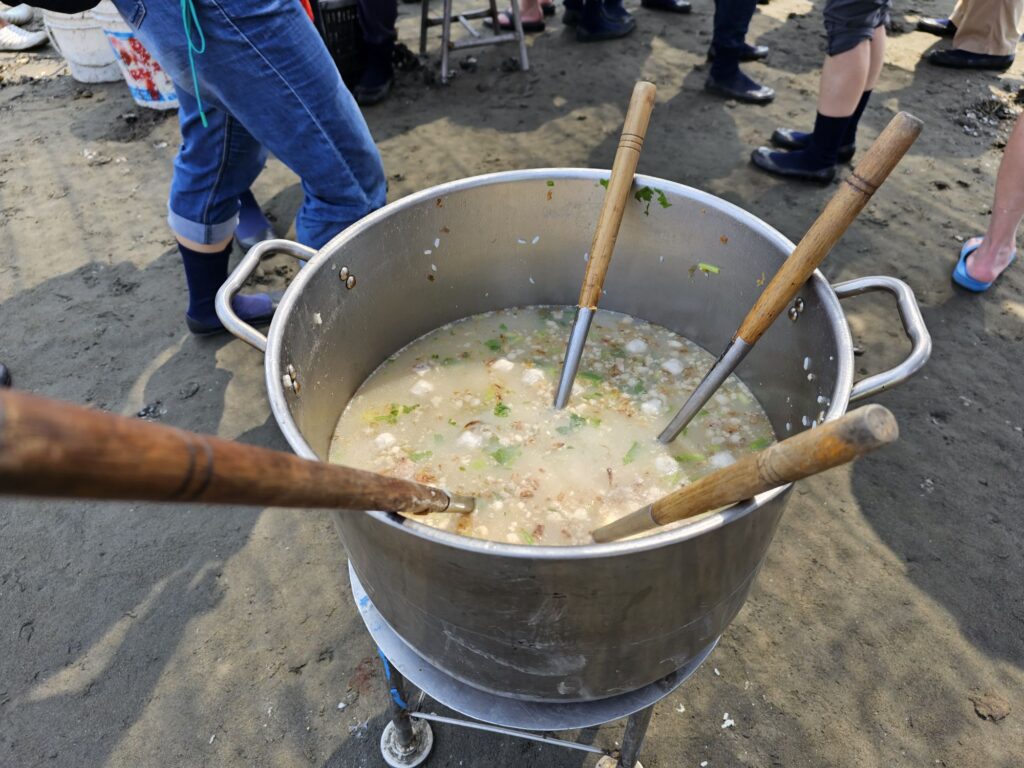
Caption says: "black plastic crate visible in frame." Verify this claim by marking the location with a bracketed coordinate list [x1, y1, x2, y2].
[315, 0, 366, 86]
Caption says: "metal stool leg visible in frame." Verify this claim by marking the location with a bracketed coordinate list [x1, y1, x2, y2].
[617, 704, 654, 768]
[439, 0, 453, 83]
[419, 0, 429, 55]
[378, 653, 433, 768]
[508, 0, 529, 72]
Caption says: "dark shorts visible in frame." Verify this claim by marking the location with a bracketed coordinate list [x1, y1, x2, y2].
[823, 0, 891, 55]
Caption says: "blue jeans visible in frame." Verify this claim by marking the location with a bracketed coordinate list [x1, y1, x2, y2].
[112, 0, 386, 248]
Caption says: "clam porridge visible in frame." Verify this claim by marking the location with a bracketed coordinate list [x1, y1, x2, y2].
[329, 307, 774, 545]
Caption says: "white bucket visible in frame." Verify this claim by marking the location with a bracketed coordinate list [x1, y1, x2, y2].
[91, 1, 178, 111]
[42, 9, 121, 83]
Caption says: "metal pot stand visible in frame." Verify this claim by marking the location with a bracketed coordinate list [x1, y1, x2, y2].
[352, 564, 716, 767]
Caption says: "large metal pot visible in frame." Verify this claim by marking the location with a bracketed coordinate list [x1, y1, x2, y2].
[217, 170, 930, 702]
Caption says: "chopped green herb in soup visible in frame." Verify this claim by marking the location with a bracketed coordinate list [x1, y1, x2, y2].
[329, 307, 774, 546]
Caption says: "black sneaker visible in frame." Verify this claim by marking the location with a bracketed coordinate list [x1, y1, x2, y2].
[771, 127, 855, 163]
[916, 17, 956, 37]
[576, 4, 635, 41]
[640, 0, 691, 13]
[925, 48, 1014, 70]
[704, 71, 774, 104]
[604, 0, 631, 20]
[708, 42, 768, 61]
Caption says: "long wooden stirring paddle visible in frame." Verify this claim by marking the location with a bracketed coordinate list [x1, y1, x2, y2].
[658, 112, 923, 443]
[554, 80, 657, 409]
[0, 389, 474, 515]
[593, 404, 897, 542]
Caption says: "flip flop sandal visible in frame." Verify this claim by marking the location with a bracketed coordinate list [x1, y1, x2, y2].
[484, 11, 546, 32]
[952, 237, 1017, 292]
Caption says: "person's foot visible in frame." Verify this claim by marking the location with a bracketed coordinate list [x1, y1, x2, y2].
[916, 17, 956, 37]
[708, 42, 769, 61]
[925, 48, 1014, 70]
[750, 147, 835, 183]
[0, 22, 46, 51]
[953, 236, 1017, 289]
[576, 4, 635, 41]
[186, 293, 276, 336]
[235, 190, 275, 253]
[485, 8, 546, 32]
[704, 70, 774, 104]
[0, 362, 11, 388]
[0, 4, 33, 24]
[354, 41, 394, 106]
[604, 0, 631, 20]
[770, 127, 855, 162]
[640, 0, 691, 13]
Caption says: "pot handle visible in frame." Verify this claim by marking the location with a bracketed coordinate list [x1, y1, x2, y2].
[215, 239, 317, 353]
[832, 276, 932, 402]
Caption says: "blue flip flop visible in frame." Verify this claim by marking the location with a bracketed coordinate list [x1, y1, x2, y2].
[952, 237, 1016, 292]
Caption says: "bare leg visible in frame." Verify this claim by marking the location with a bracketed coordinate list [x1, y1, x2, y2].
[865, 24, 886, 90]
[967, 115, 1024, 282]
[177, 235, 233, 253]
[817, 40, 871, 117]
[816, 23, 885, 115]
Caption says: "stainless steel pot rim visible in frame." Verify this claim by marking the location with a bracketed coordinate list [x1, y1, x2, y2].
[264, 168, 855, 559]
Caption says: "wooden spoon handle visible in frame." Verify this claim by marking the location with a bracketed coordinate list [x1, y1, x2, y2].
[652, 404, 897, 524]
[592, 405, 897, 542]
[578, 80, 657, 309]
[736, 111, 923, 344]
[0, 390, 467, 515]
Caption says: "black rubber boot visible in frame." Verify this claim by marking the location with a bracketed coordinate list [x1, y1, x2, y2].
[354, 41, 394, 106]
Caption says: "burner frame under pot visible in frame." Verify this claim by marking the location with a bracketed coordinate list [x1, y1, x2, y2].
[352, 564, 715, 767]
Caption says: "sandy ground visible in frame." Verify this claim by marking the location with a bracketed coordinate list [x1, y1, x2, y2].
[2, 1, 1023, 766]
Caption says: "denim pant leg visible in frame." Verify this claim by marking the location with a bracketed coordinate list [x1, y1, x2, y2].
[115, 0, 386, 249]
[712, 0, 757, 49]
[169, 87, 267, 244]
[358, 0, 398, 46]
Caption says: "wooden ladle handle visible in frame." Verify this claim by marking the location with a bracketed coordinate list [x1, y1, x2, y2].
[0, 390, 470, 515]
[592, 405, 898, 542]
[578, 80, 657, 309]
[736, 111, 923, 345]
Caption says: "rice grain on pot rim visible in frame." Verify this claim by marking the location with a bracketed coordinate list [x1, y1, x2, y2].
[330, 306, 775, 546]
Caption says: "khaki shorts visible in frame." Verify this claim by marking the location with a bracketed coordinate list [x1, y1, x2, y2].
[823, 0, 892, 55]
